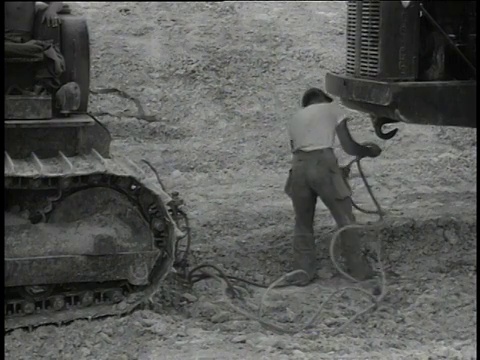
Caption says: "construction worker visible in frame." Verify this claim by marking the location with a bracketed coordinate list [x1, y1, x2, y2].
[5, 2, 64, 43]
[5, 1, 79, 106]
[285, 87, 374, 284]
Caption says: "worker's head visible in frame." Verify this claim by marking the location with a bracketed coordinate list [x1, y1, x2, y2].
[301, 87, 333, 107]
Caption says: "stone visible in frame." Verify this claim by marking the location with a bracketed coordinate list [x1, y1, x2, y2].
[231, 335, 247, 343]
[317, 268, 334, 280]
[444, 229, 459, 245]
[195, 301, 217, 318]
[210, 311, 230, 323]
[272, 339, 288, 350]
[171, 170, 182, 178]
[181, 293, 198, 303]
[292, 349, 307, 359]
[116, 301, 128, 311]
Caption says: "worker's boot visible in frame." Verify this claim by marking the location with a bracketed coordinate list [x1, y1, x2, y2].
[289, 250, 316, 286]
[344, 255, 375, 281]
[334, 225, 375, 281]
[289, 233, 317, 286]
[342, 243, 375, 281]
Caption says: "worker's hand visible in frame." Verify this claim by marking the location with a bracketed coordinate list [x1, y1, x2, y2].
[43, 9, 62, 27]
[340, 165, 351, 179]
[362, 142, 382, 158]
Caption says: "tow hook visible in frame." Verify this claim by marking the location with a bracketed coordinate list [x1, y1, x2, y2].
[371, 116, 399, 140]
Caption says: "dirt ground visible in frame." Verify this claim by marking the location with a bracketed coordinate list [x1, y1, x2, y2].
[5, 2, 477, 359]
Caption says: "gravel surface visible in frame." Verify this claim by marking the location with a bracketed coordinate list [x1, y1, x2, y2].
[5, 2, 477, 359]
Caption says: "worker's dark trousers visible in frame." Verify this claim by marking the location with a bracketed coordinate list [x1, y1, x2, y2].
[285, 148, 370, 280]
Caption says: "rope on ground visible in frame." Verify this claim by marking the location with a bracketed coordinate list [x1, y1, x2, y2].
[185, 156, 389, 336]
[89, 87, 159, 122]
[142, 143, 387, 335]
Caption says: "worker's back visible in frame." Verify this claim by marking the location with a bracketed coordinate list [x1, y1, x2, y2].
[288, 102, 344, 153]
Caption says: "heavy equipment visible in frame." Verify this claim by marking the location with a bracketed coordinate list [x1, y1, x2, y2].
[4, 5, 186, 330]
[325, 0, 476, 139]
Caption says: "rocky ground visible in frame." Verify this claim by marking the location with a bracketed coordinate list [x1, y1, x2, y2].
[5, 2, 477, 359]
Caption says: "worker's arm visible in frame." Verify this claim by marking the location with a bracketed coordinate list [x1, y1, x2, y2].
[41, 2, 64, 27]
[336, 117, 382, 159]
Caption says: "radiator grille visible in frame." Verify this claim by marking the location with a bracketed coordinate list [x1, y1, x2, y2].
[346, 0, 381, 78]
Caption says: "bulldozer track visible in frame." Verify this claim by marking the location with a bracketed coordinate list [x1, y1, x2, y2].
[4, 150, 181, 332]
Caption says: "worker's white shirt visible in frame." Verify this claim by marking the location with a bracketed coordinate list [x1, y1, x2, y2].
[288, 102, 346, 152]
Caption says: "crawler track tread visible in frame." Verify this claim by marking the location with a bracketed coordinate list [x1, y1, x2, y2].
[5, 150, 179, 332]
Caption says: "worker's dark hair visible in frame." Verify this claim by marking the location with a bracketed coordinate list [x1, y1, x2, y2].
[301, 87, 333, 107]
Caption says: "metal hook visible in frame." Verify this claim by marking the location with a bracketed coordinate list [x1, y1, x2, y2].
[371, 117, 399, 140]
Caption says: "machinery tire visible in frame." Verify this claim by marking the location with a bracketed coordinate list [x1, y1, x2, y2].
[60, 16, 90, 113]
